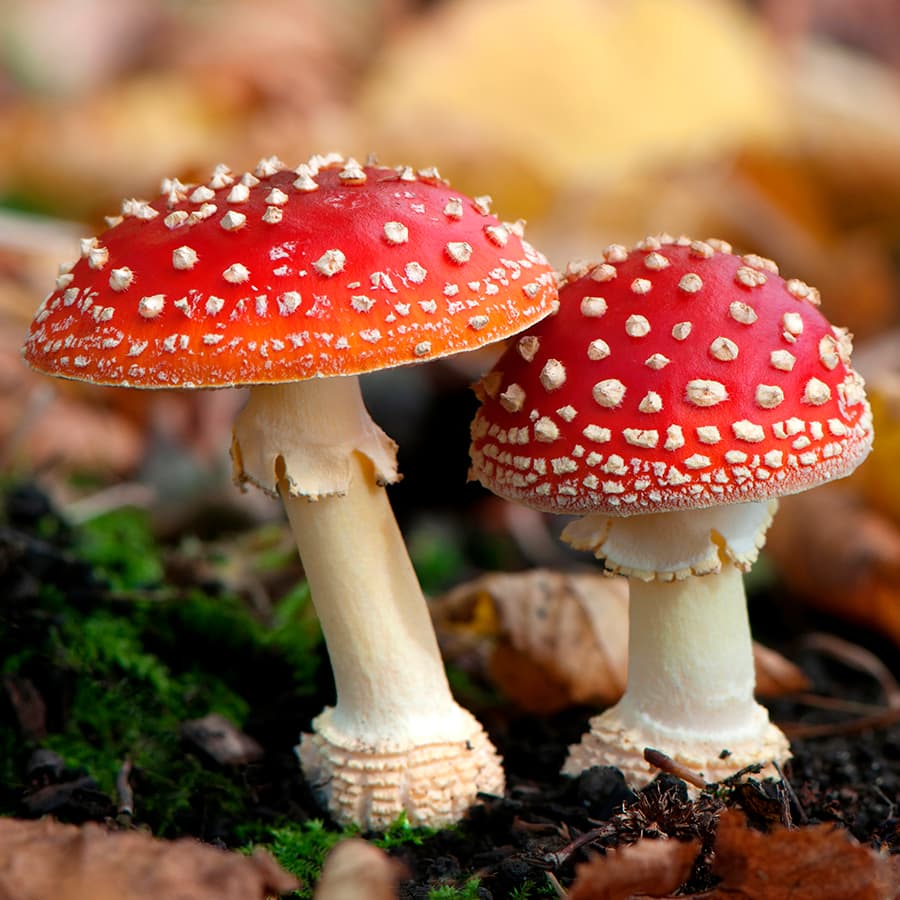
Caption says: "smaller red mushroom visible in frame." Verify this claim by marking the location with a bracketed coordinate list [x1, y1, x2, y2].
[469, 235, 873, 786]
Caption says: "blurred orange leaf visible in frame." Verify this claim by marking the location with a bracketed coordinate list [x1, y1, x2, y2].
[568, 837, 699, 900]
[706, 809, 899, 899]
[767, 485, 900, 646]
[0, 817, 297, 900]
[360, 0, 784, 222]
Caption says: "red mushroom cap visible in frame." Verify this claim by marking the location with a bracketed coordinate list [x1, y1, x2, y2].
[23, 155, 556, 388]
[470, 236, 873, 515]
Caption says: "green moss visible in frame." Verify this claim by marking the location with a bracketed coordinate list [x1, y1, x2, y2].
[428, 878, 482, 900]
[0, 500, 321, 837]
[256, 820, 357, 898]
[242, 812, 442, 897]
[371, 811, 440, 849]
[509, 879, 559, 898]
[2, 493, 448, 886]
[74, 507, 164, 590]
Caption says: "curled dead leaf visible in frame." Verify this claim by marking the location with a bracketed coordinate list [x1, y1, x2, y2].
[432, 570, 808, 714]
[756, 336, 900, 646]
[767, 484, 900, 646]
[433, 569, 629, 713]
[0, 817, 297, 900]
[567, 837, 700, 900]
[708, 808, 898, 899]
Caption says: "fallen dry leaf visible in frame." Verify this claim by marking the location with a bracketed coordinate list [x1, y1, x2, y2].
[750, 642, 811, 698]
[433, 569, 629, 713]
[767, 484, 900, 646]
[312, 838, 405, 900]
[706, 809, 898, 899]
[858, 370, 900, 526]
[567, 837, 700, 900]
[767, 339, 900, 646]
[180, 712, 264, 766]
[0, 817, 297, 900]
[432, 570, 808, 714]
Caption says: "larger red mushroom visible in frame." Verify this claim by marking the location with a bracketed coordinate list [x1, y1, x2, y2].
[469, 235, 872, 786]
[22, 153, 558, 828]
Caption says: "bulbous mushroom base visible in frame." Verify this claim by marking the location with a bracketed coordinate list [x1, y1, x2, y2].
[561, 704, 791, 788]
[298, 710, 505, 830]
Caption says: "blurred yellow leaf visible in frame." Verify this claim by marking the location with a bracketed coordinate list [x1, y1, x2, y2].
[360, 0, 786, 220]
[859, 372, 900, 525]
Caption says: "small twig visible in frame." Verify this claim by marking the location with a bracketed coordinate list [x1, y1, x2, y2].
[873, 784, 896, 819]
[802, 633, 900, 708]
[511, 815, 559, 835]
[116, 758, 134, 822]
[772, 760, 807, 826]
[643, 747, 707, 790]
[64, 483, 157, 525]
[781, 706, 900, 739]
[541, 823, 616, 869]
[790, 692, 888, 716]
[545, 870, 567, 898]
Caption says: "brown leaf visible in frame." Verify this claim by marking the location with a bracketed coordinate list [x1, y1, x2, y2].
[567, 838, 699, 900]
[0, 817, 298, 900]
[706, 809, 897, 899]
[432, 570, 807, 714]
[312, 838, 405, 900]
[0, 321, 145, 476]
[433, 569, 628, 713]
[766, 483, 900, 646]
[181, 712, 264, 766]
[858, 370, 900, 526]
[751, 642, 810, 698]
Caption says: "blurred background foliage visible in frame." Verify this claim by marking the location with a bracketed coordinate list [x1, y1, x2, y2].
[1, 0, 899, 639]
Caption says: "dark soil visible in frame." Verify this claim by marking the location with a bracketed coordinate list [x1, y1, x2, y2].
[1, 480, 898, 898]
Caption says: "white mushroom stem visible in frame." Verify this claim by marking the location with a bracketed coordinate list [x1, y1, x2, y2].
[563, 562, 790, 785]
[621, 564, 764, 743]
[563, 504, 790, 787]
[281, 452, 473, 747]
[231, 376, 504, 827]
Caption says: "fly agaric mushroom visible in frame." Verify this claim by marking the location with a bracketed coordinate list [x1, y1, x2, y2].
[22, 153, 558, 828]
[469, 235, 873, 786]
